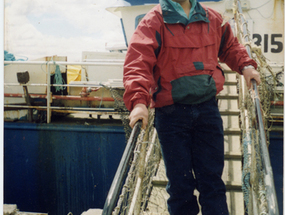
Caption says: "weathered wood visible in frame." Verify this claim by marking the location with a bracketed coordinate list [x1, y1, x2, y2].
[220, 109, 240, 115]
[216, 94, 239, 100]
[3, 204, 17, 215]
[223, 128, 241, 135]
[224, 152, 243, 160]
[224, 80, 238, 85]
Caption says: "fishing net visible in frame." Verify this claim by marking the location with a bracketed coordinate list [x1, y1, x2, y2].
[112, 109, 161, 215]
[103, 85, 162, 215]
[102, 85, 132, 141]
[233, 0, 283, 214]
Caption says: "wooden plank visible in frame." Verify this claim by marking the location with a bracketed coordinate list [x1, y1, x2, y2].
[223, 70, 237, 74]
[224, 152, 242, 160]
[219, 109, 240, 115]
[3, 204, 17, 215]
[217, 94, 239, 100]
[152, 179, 241, 190]
[17, 213, 48, 215]
[224, 80, 238, 85]
[224, 128, 241, 135]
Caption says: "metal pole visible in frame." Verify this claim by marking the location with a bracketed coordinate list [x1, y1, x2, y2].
[252, 80, 279, 215]
[47, 62, 51, 123]
[102, 121, 142, 215]
[128, 129, 148, 215]
[4, 60, 124, 66]
[4, 104, 116, 111]
[236, 1, 279, 214]
[4, 83, 105, 87]
[236, 2, 252, 58]
[4, 93, 114, 102]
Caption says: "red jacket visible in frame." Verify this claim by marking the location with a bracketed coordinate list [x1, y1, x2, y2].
[123, 2, 257, 111]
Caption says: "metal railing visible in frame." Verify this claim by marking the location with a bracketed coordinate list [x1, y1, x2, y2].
[252, 80, 279, 215]
[235, 0, 279, 214]
[102, 121, 142, 215]
[4, 60, 124, 123]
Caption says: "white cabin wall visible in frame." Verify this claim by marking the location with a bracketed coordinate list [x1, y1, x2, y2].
[244, 0, 284, 64]
[82, 51, 126, 82]
[119, 5, 157, 45]
[203, 0, 284, 64]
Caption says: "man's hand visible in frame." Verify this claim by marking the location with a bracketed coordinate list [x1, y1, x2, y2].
[129, 103, 148, 129]
[242, 68, 261, 88]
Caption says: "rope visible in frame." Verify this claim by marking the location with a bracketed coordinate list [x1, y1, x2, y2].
[102, 86, 162, 215]
[241, 132, 251, 212]
[53, 64, 66, 92]
[233, 0, 282, 214]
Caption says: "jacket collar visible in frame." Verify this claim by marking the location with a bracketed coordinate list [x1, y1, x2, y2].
[159, 0, 209, 25]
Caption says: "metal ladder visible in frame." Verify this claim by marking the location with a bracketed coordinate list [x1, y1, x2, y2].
[144, 63, 244, 215]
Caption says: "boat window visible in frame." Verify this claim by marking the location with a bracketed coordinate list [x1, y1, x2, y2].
[135, 14, 146, 29]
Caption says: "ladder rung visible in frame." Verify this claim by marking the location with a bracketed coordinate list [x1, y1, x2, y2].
[224, 80, 238, 85]
[225, 181, 242, 191]
[270, 126, 284, 132]
[152, 180, 242, 191]
[224, 152, 242, 160]
[223, 70, 236, 74]
[219, 109, 240, 115]
[152, 180, 167, 187]
[224, 128, 241, 135]
[143, 212, 169, 215]
[216, 94, 239, 100]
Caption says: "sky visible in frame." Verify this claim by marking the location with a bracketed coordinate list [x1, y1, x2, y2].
[4, 0, 126, 61]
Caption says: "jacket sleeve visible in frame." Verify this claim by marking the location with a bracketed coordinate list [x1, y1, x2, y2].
[218, 21, 257, 74]
[123, 13, 161, 111]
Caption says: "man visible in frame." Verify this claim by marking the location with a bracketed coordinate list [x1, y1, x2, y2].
[123, 0, 260, 214]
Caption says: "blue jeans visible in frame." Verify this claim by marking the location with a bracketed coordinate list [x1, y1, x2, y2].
[155, 97, 229, 215]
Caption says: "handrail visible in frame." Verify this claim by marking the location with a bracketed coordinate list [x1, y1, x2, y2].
[102, 121, 142, 215]
[4, 60, 124, 66]
[236, 1, 279, 214]
[4, 60, 123, 123]
[252, 80, 279, 215]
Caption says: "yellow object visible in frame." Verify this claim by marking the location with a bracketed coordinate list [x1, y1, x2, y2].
[67, 65, 81, 84]
[67, 65, 81, 92]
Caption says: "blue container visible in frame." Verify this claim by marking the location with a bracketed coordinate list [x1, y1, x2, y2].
[4, 121, 126, 215]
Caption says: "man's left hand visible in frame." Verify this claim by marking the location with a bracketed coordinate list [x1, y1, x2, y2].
[242, 68, 261, 88]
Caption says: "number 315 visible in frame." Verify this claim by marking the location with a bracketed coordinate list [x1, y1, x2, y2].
[253, 34, 283, 53]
